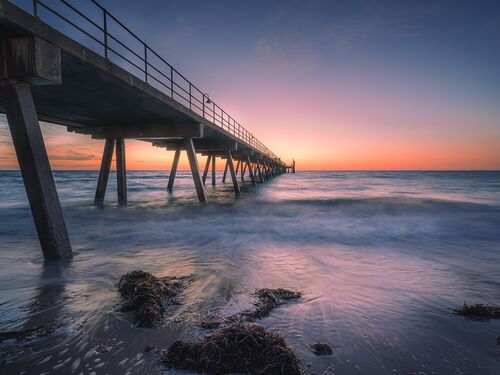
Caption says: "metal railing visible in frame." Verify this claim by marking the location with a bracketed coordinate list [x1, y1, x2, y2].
[26, 0, 282, 162]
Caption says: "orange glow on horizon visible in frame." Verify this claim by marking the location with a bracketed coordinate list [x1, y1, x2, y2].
[0, 121, 498, 171]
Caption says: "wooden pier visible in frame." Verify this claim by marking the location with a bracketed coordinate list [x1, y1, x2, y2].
[0, 0, 289, 259]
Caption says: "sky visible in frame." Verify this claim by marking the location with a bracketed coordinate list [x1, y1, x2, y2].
[1, 0, 499, 170]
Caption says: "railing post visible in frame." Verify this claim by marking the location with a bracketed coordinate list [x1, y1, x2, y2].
[103, 8, 108, 59]
[202, 93, 205, 118]
[170, 67, 174, 98]
[144, 44, 148, 82]
[212, 102, 215, 122]
[189, 83, 192, 109]
[32, 0, 38, 17]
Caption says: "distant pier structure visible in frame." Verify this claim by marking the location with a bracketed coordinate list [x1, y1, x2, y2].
[286, 159, 296, 173]
[0, 0, 291, 260]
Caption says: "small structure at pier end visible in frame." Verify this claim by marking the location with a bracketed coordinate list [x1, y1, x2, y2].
[0, 0, 289, 260]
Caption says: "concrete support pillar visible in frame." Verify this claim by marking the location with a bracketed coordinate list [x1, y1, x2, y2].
[184, 137, 207, 203]
[94, 138, 115, 205]
[211, 154, 216, 186]
[227, 150, 240, 195]
[1, 83, 72, 259]
[222, 160, 228, 183]
[167, 148, 181, 191]
[116, 138, 127, 205]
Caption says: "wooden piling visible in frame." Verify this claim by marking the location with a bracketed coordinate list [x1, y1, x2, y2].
[256, 160, 264, 183]
[222, 160, 229, 183]
[167, 148, 181, 191]
[235, 160, 241, 176]
[202, 154, 211, 184]
[211, 154, 216, 186]
[1, 83, 72, 259]
[227, 150, 240, 195]
[116, 138, 127, 205]
[94, 138, 115, 205]
[241, 161, 246, 182]
[184, 137, 207, 203]
[246, 156, 256, 186]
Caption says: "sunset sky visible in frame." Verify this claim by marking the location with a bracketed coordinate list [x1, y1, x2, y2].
[1, 0, 499, 170]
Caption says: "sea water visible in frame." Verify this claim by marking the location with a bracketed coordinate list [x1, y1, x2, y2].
[0, 170, 499, 374]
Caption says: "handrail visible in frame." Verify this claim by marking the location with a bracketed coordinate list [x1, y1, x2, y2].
[25, 0, 282, 163]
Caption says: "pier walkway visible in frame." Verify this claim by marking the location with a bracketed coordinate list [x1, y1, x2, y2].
[0, 0, 287, 259]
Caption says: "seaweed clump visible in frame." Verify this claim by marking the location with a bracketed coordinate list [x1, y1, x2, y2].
[240, 288, 302, 321]
[454, 303, 500, 320]
[118, 270, 188, 327]
[163, 323, 301, 375]
[310, 342, 333, 356]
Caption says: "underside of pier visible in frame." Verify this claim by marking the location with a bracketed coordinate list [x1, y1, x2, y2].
[0, 0, 288, 260]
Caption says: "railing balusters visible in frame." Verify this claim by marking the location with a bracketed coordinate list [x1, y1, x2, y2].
[31, 0, 280, 162]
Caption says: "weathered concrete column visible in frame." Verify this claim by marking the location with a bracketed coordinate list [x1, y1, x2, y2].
[211, 154, 216, 186]
[227, 150, 240, 195]
[1, 36, 72, 259]
[94, 138, 115, 205]
[116, 138, 127, 205]
[222, 160, 229, 183]
[1, 83, 72, 259]
[184, 137, 207, 203]
[167, 148, 181, 191]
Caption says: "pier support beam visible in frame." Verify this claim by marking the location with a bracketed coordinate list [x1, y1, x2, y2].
[167, 148, 181, 191]
[94, 138, 115, 205]
[202, 155, 211, 185]
[256, 160, 264, 183]
[211, 154, 216, 186]
[1, 83, 72, 259]
[227, 150, 240, 195]
[235, 160, 240, 177]
[222, 160, 228, 183]
[184, 137, 207, 203]
[116, 138, 127, 205]
[246, 156, 256, 186]
[241, 161, 246, 182]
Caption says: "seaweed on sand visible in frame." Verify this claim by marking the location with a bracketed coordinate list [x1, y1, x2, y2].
[239, 288, 302, 321]
[118, 270, 189, 327]
[310, 342, 333, 356]
[163, 323, 302, 375]
[454, 302, 500, 320]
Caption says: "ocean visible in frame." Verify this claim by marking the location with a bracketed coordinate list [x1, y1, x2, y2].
[0, 170, 499, 374]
